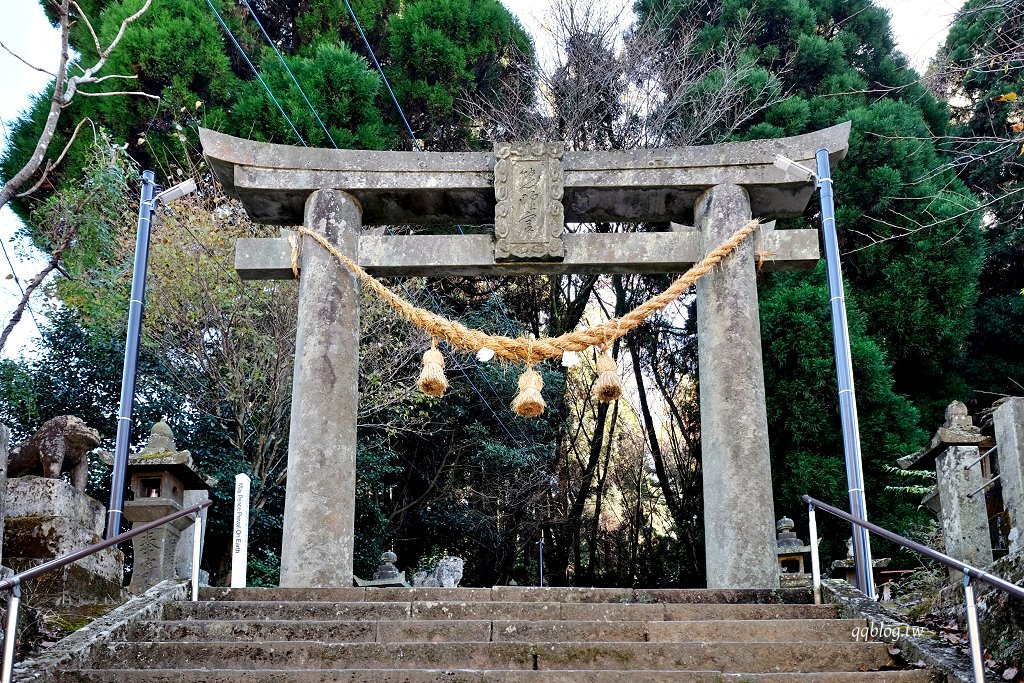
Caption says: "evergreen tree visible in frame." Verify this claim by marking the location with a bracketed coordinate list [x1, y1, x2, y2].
[635, 0, 983, 542]
[938, 0, 1024, 404]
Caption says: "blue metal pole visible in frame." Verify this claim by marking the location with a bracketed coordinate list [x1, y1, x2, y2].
[105, 170, 156, 540]
[815, 149, 875, 599]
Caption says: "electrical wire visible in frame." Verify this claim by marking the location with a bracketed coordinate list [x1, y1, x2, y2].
[238, 0, 339, 149]
[200, 1, 531, 444]
[340, 0, 423, 151]
[336, 1, 524, 337]
[203, 0, 307, 147]
[332, 1, 539, 440]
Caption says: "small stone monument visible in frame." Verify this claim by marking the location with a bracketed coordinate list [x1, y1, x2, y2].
[374, 551, 399, 581]
[120, 421, 215, 593]
[899, 400, 1005, 580]
[829, 537, 890, 587]
[2, 417, 122, 605]
[354, 551, 408, 587]
[774, 517, 813, 588]
[898, 401, 990, 472]
[775, 517, 812, 573]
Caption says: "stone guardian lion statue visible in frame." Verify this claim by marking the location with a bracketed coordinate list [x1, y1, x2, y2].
[7, 415, 101, 492]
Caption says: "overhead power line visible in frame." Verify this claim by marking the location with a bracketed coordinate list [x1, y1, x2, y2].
[238, 0, 339, 149]
[340, 0, 423, 151]
[203, 0, 307, 147]
[332, 1, 538, 439]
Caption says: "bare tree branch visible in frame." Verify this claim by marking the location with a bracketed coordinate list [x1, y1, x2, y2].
[0, 0, 155, 213]
[0, 0, 156, 350]
[0, 39, 55, 75]
[75, 90, 160, 100]
[0, 181, 103, 349]
[16, 117, 96, 198]
[0, 0, 72, 212]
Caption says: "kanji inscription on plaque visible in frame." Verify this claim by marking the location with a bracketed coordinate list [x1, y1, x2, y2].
[493, 142, 565, 261]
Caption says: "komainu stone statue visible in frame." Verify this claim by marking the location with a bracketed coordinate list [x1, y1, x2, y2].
[7, 416, 101, 492]
[413, 556, 465, 588]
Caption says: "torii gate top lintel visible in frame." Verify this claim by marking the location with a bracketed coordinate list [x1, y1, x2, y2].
[199, 122, 850, 227]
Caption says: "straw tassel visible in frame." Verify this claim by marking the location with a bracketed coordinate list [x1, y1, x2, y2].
[417, 341, 448, 397]
[593, 350, 623, 402]
[511, 367, 545, 417]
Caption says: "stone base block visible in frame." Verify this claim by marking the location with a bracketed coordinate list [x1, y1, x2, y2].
[5, 476, 105, 533]
[780, 572, 812, 588]
[3, 476, 123, 605]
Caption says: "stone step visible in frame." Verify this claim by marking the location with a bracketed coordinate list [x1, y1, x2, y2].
[87, 641, 896, 673]
[199, 586, 813, 605]
[165, 600, 839, 623]
[62, 669, 937, 683]
[134, 618, 867, 644]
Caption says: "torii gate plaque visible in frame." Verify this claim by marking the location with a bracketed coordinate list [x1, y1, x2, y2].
[201, 122, 851, 589]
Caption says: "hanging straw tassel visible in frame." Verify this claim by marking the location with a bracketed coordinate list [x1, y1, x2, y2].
[417, 341, 448, 397]
[593, 350, 623, 402]
[512, 367, 545, 417]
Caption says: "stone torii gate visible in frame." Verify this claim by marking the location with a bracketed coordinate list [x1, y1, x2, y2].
[200, 122, 851, 590]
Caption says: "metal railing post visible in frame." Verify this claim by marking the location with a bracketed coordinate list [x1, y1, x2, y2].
[537, 536, 544, 588]
[963, 573, 985, 683]
[191, 513, 204, 602]
[808, 502, 822, 605]
[2, 583, 22, 683]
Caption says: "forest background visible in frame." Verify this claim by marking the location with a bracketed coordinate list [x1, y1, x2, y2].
[0, 0, 1021, 587]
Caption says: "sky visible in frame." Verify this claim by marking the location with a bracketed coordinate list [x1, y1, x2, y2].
[0, 0, 968, 357]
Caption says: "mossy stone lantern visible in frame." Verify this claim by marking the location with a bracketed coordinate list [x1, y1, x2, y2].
[123, 420, 215, 592]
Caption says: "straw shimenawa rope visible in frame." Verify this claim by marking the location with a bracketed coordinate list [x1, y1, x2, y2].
[295, 218, 761, 363]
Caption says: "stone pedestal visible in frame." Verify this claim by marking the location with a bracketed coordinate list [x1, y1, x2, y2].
[693, 184, 779, 589]
[279, 190, 361, 588]
[936, 446, 993, 577]
[994, 398, 1024, 554]
[124, 498, 193, 593]
[2, 477, 123, 605]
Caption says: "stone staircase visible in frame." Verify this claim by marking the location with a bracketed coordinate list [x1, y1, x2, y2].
[55, 586, 934, 682]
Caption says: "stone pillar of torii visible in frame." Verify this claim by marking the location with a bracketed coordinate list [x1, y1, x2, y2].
[200, 122, 851, 589]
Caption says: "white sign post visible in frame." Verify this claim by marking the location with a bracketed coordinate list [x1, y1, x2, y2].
[231, 473, 251, 588]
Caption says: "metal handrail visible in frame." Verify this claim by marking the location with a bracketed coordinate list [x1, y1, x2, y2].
[804, 494, 1024, 683]
[964, 445, 997, 471]
[1, 499, 211, 683]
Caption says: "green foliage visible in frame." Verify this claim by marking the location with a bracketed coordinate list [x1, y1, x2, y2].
[760, 267, 928, 552]
[635, 0, 985, 562]
[232, 40, 395, 149]
[386, 0, 533, 148]
[247, 546, 282, 587]
[939, 0, 1024, 402]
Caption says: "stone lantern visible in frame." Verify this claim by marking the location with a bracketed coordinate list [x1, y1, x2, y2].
[775, 516, 813, 587]
[123, 420, 216, 593]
